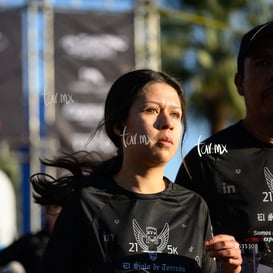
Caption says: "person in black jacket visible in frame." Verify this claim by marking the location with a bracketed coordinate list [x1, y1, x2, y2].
[31, 69, 242, 273]
[175, 21, 273, 273]
[0, 173, 73, 273]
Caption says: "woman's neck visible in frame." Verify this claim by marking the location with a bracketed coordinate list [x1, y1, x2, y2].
[114, 165, 167, 194]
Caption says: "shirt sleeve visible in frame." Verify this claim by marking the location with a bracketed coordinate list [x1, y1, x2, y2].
[201, 201, 217, 273]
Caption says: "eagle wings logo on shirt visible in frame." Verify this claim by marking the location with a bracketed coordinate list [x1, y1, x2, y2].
[264, 167, 273, 193]
[132, 219, 169, 253]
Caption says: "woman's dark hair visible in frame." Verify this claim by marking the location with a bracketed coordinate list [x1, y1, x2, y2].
[30, 69, 187, 192]
[30, 172, 75, 206]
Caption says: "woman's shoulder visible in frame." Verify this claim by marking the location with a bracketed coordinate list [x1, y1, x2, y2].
[169, 182, 209, 209]
[80, 174, 116, 198]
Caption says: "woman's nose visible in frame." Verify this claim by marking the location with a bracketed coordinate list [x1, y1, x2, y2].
[157, 112, 174, 130]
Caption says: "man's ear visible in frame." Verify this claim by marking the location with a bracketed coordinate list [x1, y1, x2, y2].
[234, 72, 244, 96]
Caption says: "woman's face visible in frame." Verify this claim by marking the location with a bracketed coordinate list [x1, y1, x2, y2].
[121, 82, 183, 167]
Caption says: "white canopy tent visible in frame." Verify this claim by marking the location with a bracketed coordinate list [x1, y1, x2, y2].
[0, 169, 17, 249]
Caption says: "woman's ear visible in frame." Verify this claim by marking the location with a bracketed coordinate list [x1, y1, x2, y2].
[113, 124, 124, 135]
[234, 72, 244, 96]
[113, 127, 120, 136]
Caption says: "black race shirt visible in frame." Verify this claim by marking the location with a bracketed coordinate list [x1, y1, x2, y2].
[41, 176, 216, 273]
[176, 120, 273, 272]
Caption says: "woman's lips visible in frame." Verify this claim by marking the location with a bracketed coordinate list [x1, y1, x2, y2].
[157, 137, 173, 147]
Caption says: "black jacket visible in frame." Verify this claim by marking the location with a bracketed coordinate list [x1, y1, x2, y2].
[0, 230, 49, 273]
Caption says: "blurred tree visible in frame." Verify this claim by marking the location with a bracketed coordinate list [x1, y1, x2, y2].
[159, 0, 273, 133]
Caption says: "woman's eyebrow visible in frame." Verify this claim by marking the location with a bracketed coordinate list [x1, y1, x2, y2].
[143, 100, 181, 108]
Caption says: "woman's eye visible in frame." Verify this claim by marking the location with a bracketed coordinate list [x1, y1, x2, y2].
[170, 112, 181, 119]
[145, 107, 159, 113]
